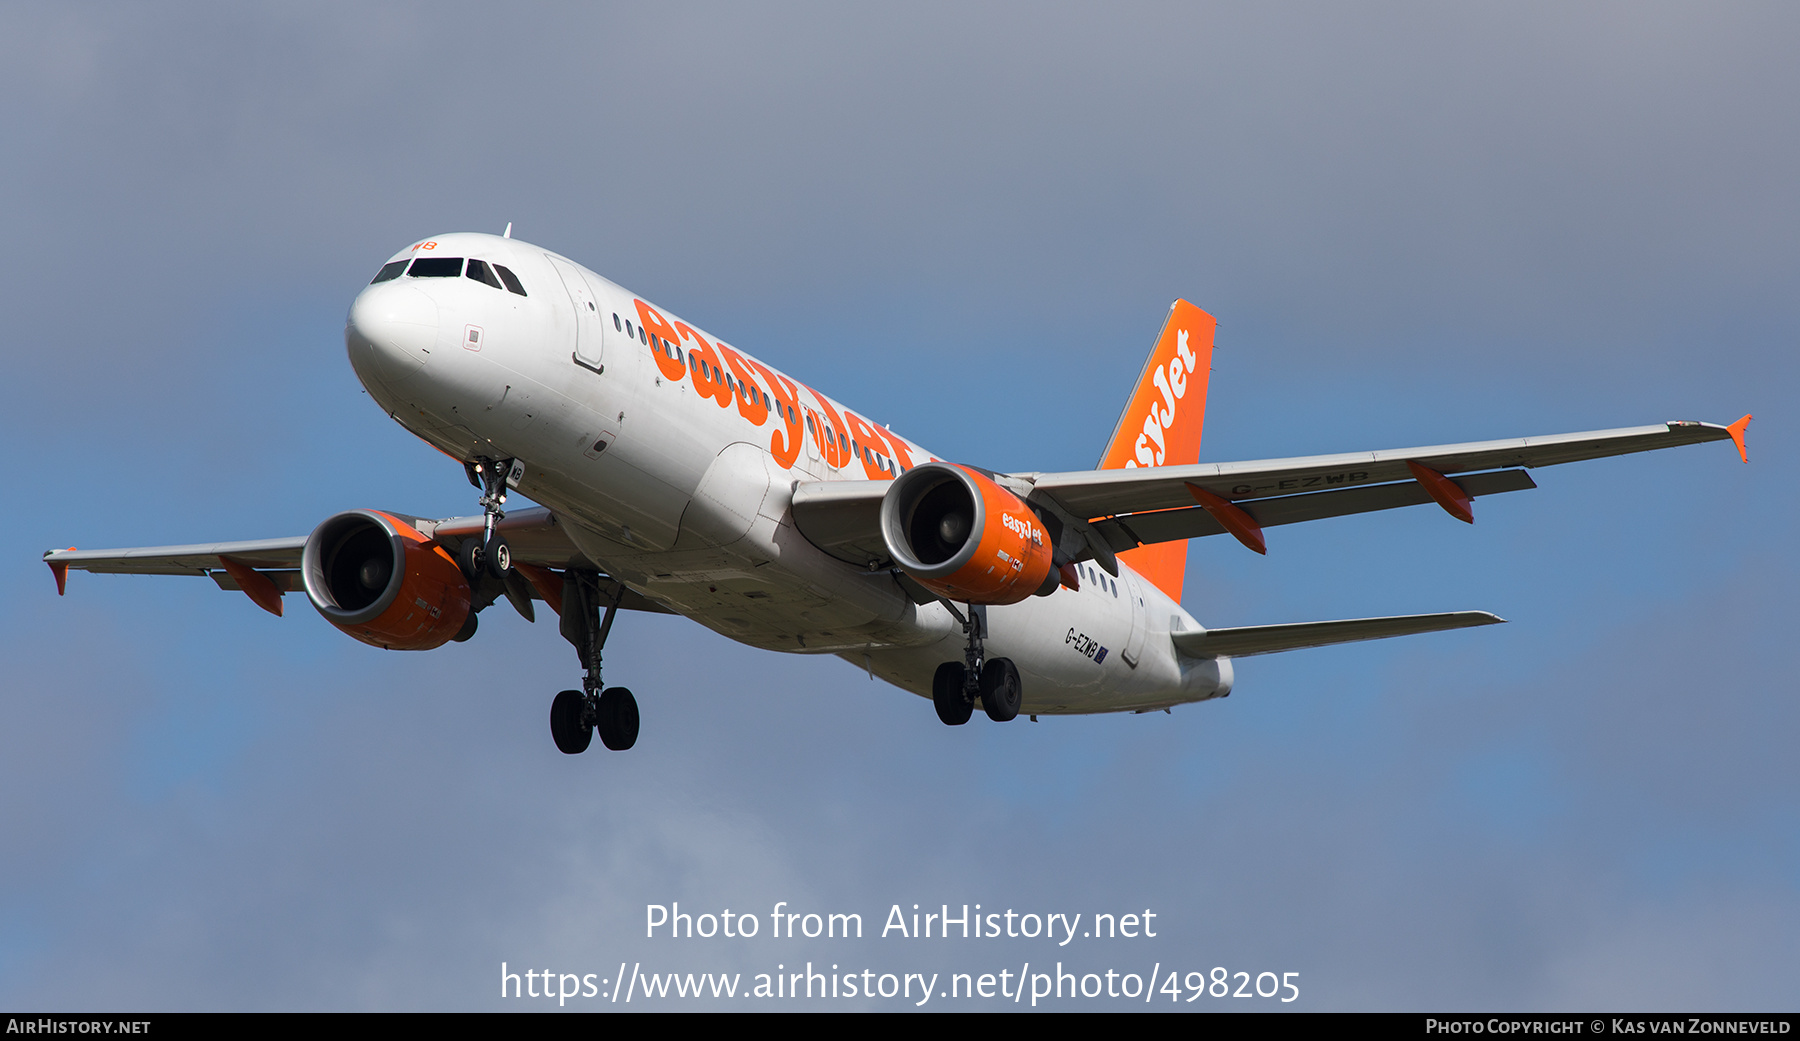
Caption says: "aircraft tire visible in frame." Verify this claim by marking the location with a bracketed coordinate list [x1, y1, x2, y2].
[484, 535, 511, 580]
[932, 662, 972, 726]
[551, 689, 592, 754]
[458, 538, 484, 581]
[980, 657, 1022, 722]
[597, 686, 639, 751]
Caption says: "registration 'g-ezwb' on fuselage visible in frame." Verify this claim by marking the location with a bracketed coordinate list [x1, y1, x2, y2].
[45, 232, 1751, 754]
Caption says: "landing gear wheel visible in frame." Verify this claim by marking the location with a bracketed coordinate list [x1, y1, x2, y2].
[550, 689, 593, 754]
[596, 686, 639, 751]
[980, 657, 1022, 722]
[484, 535, 511, 579]
[458, 538, 485, 580]
[932, 662, 972, 725]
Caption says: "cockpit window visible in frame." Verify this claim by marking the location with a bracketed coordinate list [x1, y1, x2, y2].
[494, 264, 527, 296]
[370, 260, 408, 284]
[408, 257, 464, 278]
[465, 259, 504, 290]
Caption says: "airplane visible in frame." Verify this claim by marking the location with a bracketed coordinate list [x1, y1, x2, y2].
[43, 230, 1753, 754]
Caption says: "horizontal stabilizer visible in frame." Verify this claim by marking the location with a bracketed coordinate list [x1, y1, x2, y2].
[1171, 610, 1504, 658]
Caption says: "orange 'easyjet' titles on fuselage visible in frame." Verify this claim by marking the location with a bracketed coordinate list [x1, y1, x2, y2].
[746, 358, 805, 469]
[636, 299, 688, 381]
[842, 411, 894, 481]
[715, 342, 771, 427]
[679, 325, 734, 409]
[873, 425, 915, 470]
[1097, 300, 1218, 601]
[804, 389, 853, 470]
[637, 294, 910, 479]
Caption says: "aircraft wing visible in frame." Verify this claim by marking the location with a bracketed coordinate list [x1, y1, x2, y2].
[44, 506, 672, 614]
[45, 537, 311, 595]
[1027, 417, 1749, 560]
[791, 417, 1749, 567]
[1026, 418, 1746, 516]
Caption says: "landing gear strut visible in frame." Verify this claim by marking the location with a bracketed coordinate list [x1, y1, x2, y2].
[461, 456, 513, 580]
[932, 602, 1021, 725]
[550, 570, 639, 753]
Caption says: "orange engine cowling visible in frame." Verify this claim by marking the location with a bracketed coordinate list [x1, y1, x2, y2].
[880, 462, 1057, 605]
[302, 510, 473, 650]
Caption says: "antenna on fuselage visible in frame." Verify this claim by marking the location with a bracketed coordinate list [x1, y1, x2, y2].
[502, 222, 513, 239]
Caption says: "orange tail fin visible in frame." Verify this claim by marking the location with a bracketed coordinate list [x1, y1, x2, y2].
[1096, 300, 1217, 601]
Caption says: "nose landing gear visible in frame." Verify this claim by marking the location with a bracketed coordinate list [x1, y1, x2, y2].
[932, 602, 1022, 725]
[461, 456, 515, 580]
[550, 570, 640, 754]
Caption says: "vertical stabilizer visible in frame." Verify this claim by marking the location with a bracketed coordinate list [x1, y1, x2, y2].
[1096, 300, 1217, 601]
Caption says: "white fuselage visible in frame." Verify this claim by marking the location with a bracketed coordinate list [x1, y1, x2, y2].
[344, 233, 1230, 714]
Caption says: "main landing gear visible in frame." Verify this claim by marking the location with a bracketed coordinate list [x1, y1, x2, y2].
[549, 570, 640, 754]
[932, 603, 1022, 726]
[461, 456, 514, 580]
[453, 456, 638, 755]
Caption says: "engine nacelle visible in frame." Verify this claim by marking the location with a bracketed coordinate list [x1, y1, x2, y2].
[880, 462, 1056, 605]
[302, 509, 472, 650]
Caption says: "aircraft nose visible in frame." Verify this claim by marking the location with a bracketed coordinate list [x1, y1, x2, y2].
[345, 283, 439, 386]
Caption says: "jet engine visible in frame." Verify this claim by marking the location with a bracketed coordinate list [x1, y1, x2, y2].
[301, 509, 473, 650]
[880, 462, 1057, 605]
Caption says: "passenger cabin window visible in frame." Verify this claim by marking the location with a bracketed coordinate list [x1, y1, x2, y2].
[493, 264, 527, 296]
[370, 260, 408, 284]
[408, 257, 463, 278]
[466, 259, 504, 290]
[613, 314, 622, 331]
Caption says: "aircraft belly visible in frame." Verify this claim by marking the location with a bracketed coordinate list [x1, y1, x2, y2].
[554, 494, 950, 655]
[863, 577, 1215, 716]
[991, 588, 1144, 711]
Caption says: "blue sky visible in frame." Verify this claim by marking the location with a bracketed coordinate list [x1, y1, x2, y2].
[1, 2, 1794, 1010]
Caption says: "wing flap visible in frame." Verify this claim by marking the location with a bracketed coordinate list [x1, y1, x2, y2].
[1172, 610, 1504, 658]
[1096, 469, 1537, 550]
[210, 570, 305, 593]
